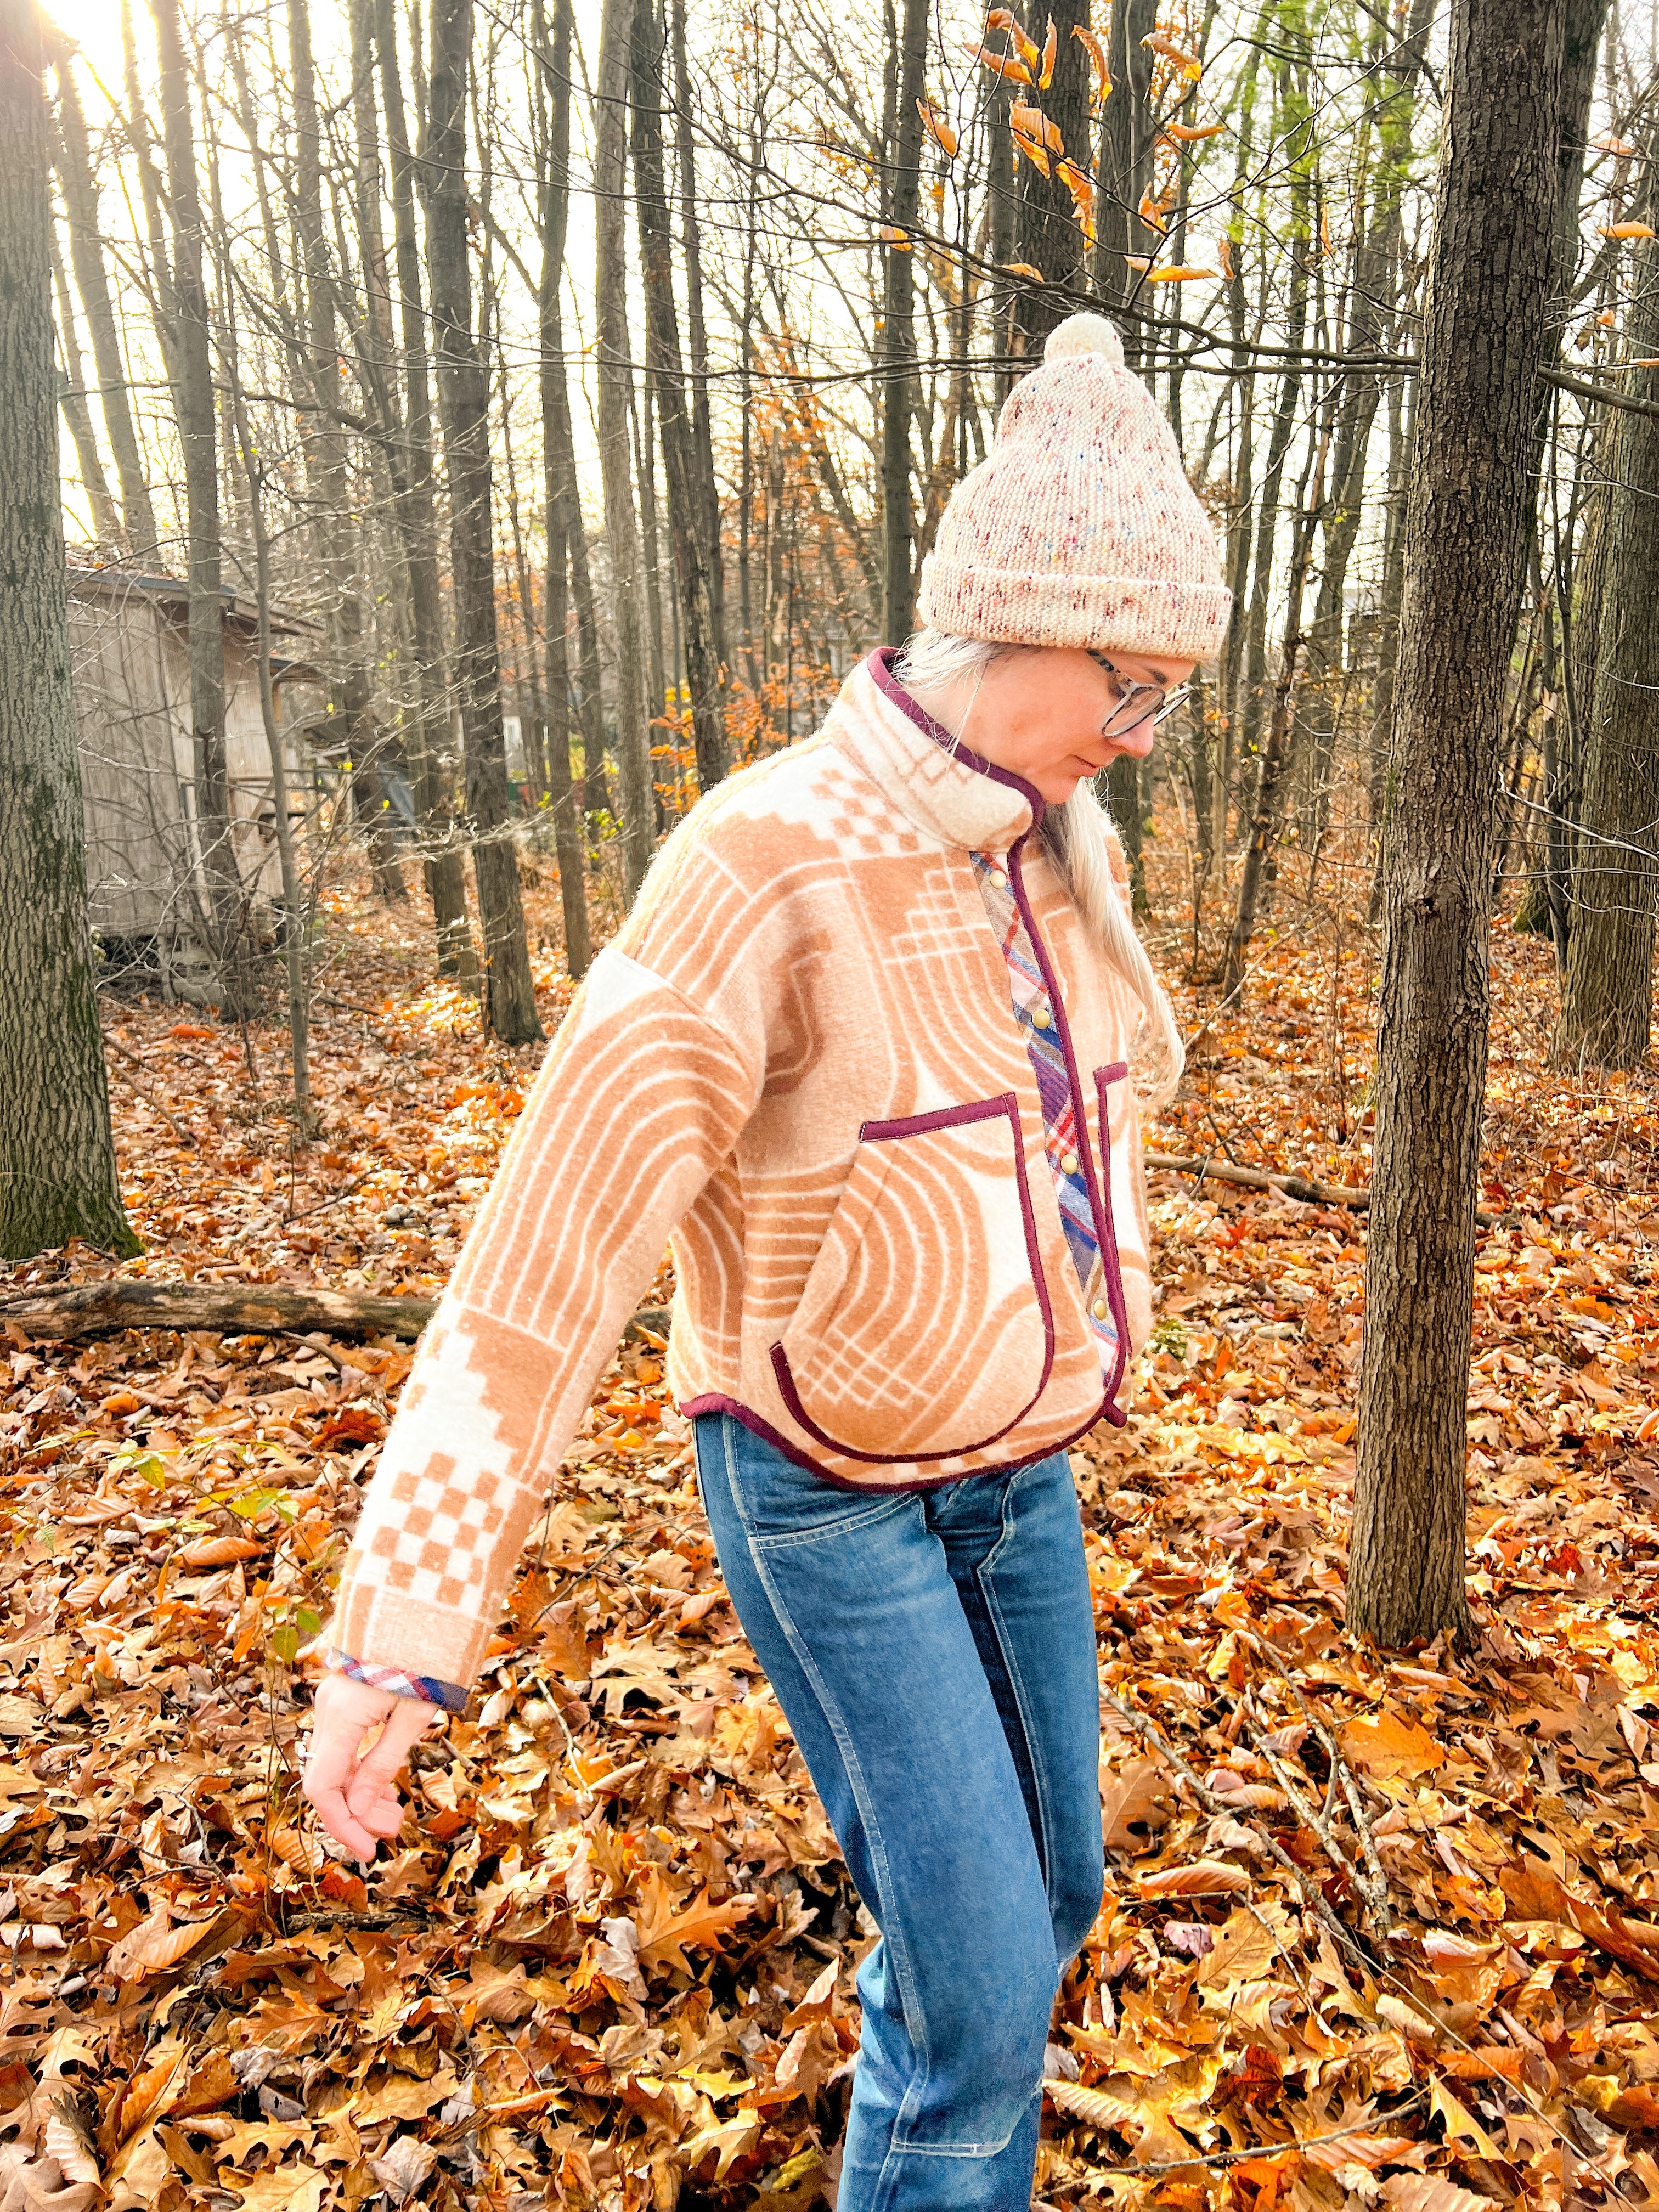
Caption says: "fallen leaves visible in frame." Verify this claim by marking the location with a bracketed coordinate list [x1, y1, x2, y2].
[3, 862, 1659, 2212]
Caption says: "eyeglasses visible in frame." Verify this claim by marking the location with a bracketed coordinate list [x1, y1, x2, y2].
[1086, 651, 1192, 738]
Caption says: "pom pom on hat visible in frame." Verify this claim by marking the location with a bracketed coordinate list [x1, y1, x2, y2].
[1043, 311, 1125, 368]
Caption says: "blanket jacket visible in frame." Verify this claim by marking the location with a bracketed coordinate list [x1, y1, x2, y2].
[326, 650, 1156, 1697]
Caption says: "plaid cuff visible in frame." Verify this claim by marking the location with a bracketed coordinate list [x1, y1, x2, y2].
[323, 1646, 470, 1714]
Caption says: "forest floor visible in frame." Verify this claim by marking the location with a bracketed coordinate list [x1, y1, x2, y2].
[2, 834, 1659, 2212]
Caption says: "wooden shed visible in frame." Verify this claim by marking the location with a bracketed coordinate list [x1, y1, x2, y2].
[67, 567, 322, 980]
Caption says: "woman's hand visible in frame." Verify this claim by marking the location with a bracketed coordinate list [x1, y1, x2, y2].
[303, 1672, 439, 1860]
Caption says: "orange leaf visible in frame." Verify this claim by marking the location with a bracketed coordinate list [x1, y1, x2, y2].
[1037, 14, 1056, 88]
[1071, 22, 1111, 100]
[104, 1909, 215, 1981]
[965, 40, 1033, 82]
[918, 100, 959, 157]
[1165, 119, 1224, 140]
[1217, 234, 1235, 277]
[1001, 261, 1047, 283]
[1339, 1708, 1443, 1778]
[1135, 1858, 1251, 1897]
[1304, 2135, 1421, 2175]
[266, 1824, 325, 1876]
[986, 6, 1041, 71]
[633, 1867, 759, 1977]
[1147, 264, 1219, 282]
[179, 1534, 266, 1567]
[1601, 221, 1656, 240]
[1142, 29, 1200, 68]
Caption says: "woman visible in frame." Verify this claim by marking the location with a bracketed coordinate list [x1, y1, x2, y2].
[304, 311, 1231, 2209]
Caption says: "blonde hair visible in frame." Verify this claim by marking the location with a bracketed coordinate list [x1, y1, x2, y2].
[893, 629, 1185, 1106]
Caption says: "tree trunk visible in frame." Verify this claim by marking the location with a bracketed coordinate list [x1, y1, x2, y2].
[594, 0, 654, 899]
[1350, 0, 1566, 1651]
[631, 0, 728, 791]
[1551, 226, 1659, 1068]
[1239, 76, 1311, 774]
[1095, 0, 1155, 353]
[532, 0, 591, 979]
[221, 272, 314, 1136]
[879, 0, 928, 640]
[352, 0, 465, 955]
[426, 0, 541, 1042]
[0, 1, 138, 1262]
[1103, 756, 1146, 913]
[668, 0, 725, 674]
[1221, 421, 1329, 1001]
[373, 0, 478, 983]
[1010, 0, 1090, 357]
[47, 36, 159, 560]
[150, 0, 248, 1017]
[47, 221, 121, 544]
[635, 382, 668, 815]
[290, 0, 404, 907]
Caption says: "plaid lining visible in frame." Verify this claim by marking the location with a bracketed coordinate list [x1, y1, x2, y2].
[971, 849, 1119, 1377]
[324, 1646, 469, 1714]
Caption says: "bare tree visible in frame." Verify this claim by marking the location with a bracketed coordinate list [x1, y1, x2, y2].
[532, 0, 592, 979]
[47, 32, 158, 559]
[149, 0, 248, 1017]
[631, 0, 728, 792]
[1350, 0, 1568, 1648]
[0, 0, 137, 1262]
[426, 0, 541, 1043]
[1552, 216, 1659, 1068]
[371, 0, 478, 985]
[595, 0, 654, 898]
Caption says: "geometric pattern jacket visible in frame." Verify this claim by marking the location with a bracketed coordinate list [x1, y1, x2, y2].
[325, 648, 1155, 1697]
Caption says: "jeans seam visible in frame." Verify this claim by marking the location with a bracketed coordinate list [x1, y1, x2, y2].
[742, 1533, 931, 2058]
[750, 1496, 913, 1551]
[977, 1469, 1060, 1939]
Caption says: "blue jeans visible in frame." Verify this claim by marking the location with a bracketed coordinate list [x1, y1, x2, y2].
[693, 1414, 1104, 2212]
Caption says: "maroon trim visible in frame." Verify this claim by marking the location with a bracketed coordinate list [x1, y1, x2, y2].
[767, 1091, 1056, 1463]
[680, 1390, 1122, 1492]
[859, 1093, 1017, 1143]
[1092, 1067, 1133, 1410]
[1005, 836, 1131, 1414]
[866, 647, 1047, 826]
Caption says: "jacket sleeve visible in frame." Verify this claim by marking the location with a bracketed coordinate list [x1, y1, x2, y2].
[322, 944, 764, 1697]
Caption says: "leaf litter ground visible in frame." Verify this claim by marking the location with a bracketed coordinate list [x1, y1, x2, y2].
[2, 862, 1658, 2212]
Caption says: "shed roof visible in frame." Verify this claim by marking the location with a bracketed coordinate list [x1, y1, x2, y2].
[65, 564, 320, 642]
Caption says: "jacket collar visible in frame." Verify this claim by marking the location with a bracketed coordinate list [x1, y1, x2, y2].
[825, 650, 1043, 853]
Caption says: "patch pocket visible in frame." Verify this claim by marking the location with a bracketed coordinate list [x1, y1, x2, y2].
[771, 1094, 1054, 1462]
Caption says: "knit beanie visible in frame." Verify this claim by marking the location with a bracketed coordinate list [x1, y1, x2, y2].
[916, 311, 1232, 662]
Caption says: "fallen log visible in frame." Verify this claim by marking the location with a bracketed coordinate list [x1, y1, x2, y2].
[1143, 1150, 1371, 1209]
[0, 1279, 675, 1347]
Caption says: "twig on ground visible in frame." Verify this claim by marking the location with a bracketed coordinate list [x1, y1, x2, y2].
[1099, 1687, 1365, 1963]
[1144, 1152, 1371, 1209]
[1246, 1633, 1395, 1937]
[102, 1032, 198, 1147]
[1238, 1686, 1389, 1942]
[1040, 2086, 1429, 2174]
